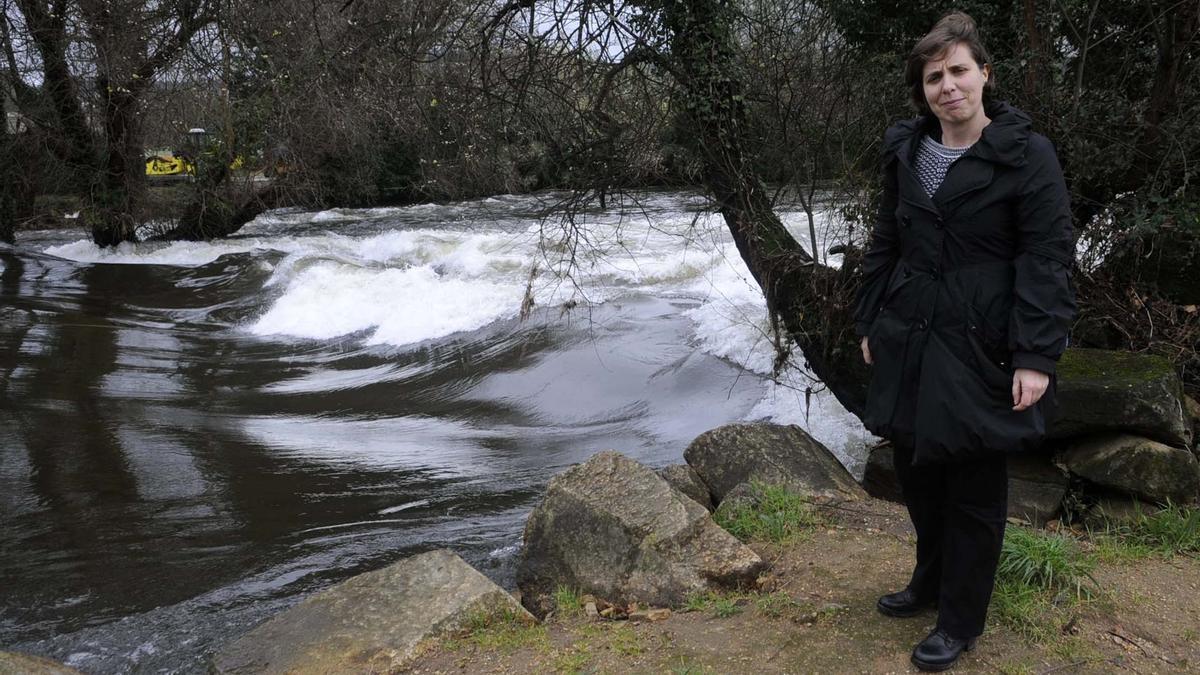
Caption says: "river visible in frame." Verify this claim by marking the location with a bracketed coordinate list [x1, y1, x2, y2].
[0, 190, 872, 672]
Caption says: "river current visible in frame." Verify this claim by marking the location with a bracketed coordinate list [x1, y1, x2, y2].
[0, 190, 872, 672]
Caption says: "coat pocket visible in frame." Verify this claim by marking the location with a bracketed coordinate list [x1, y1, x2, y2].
[965, 305, 1011, 375]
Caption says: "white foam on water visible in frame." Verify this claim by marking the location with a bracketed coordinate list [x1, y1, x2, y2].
[43, 237, 309, 267]
[248, 261, 524, 344]
[238, 415, 499, 476]
[377, 500, 431, 515]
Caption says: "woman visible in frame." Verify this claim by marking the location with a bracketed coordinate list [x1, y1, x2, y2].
[853, 12, 1076, 672]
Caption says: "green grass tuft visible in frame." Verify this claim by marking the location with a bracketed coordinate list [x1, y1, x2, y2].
[989, 577, 1060, 643]
[713, 482, 821, 543]
[990, 526, 1102, 643]
[1118, 502, 1200, 555]
[683, 591, 715, 613]
[1088, 501, 1200, 562]
[997, 527, 1098, 601]
[451, 607, 546, 653]
[711, 596, 743, 618]
[553, 585, 583, 617]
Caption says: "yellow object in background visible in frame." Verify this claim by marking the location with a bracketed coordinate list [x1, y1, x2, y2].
[145, 153, 195, 177]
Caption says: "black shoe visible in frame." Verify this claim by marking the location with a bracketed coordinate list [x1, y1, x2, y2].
[910, 629, 977, 672]
[875, 588, 935, 618]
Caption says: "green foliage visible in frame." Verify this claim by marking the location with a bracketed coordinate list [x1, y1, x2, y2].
[754, 591, 803, 618]
[997, 527, 1098, 601]
[683, 591, 715, 613]
[714, 482, 821, 543]
[1094, 502, 1200, 558]
[681, 590, 744, 618]
[553, 585, 583, 617]
[990, 527, 1101, 643]
[711, 595, 743, 618]
[450, 606, 546, 653]
[552, 643, 592, 674]
[989, 578, 1060, 643]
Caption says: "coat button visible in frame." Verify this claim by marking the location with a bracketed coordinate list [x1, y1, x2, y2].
[918, 318, 929, 330]
[902, 215, 913, 228]
[935, 217, 945, 229]
[930, 267, 940, 281]
[903, 268, 912, 278]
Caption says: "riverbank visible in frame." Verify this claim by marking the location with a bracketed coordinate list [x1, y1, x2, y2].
[408, 495, 1200, 674]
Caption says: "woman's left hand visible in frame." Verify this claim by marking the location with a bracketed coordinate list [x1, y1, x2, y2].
[1012, 368, 1049, 411]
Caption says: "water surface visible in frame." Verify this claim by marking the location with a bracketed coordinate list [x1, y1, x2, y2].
[0, 191, 871, 672]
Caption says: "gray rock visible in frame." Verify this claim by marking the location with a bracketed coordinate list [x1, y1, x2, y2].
[861, 443, 903, 503]
[1082, 495, 1160, 531]
[1007, 452, 1069, 526]
[213, 549, 533, 674]
[0, 652, 80, 675]
[1053, 349, 1192, 449]
[658, 464, 714, 511]
[1057, 433, 1200, 505]
[683, 423, 865, 505]
[517, 451, 764, 618]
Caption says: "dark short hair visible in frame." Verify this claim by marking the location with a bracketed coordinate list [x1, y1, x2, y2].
[905, 12, 995, 114]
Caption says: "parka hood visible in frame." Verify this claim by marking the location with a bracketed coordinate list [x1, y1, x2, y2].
[885, 101, 1033, 168]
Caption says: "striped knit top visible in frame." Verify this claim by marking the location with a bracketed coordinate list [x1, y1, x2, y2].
[916, 135, 972, 197]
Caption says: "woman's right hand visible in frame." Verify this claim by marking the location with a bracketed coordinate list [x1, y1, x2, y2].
[861, 336, 873, 365]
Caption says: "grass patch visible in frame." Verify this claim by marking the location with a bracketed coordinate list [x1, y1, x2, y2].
[989, 578, 1061, 643]
[711, 596, 743, 618]
[683, 591, 715, 613]
[713, 482, 821, 543]
[553, 585, 583, 617]
[552, 644, 592, 674]
[448, 607, 547, 653]
[754, 591, 804, 618]
[991, 527, 1100, 643]
[1099, 502, 1200, 556]
[1090, 533, 1156, 564]
[681, 590, 745, 618]
[609, 623, 646, 656]
[997, 527, 1098, 601]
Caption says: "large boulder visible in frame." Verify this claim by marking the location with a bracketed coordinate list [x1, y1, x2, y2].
[1007, 452, 1069, 526]
[1053, 349, 1192, 449]
[1056, 434, 1200, 505]
[517, 451, 764, 617]
[213, 549, 533, 674]
[658, 464, 714, 511]
[0, 652, 80, 675]
[683, 424, 866, 504]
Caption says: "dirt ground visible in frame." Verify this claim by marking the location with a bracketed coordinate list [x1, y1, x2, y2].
[407, 497, 1200, 674]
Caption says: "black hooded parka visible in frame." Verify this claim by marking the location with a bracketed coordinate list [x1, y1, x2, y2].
[854, 101, 1076, 466]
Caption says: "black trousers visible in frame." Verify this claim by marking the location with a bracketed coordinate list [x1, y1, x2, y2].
[892, 441, 1008, 638]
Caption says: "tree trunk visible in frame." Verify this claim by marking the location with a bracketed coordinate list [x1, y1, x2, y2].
[15, 0, 97, 171]
[1, 93, 15, 244]
[91, 90, 143, 247]
[157, 181, 286, 242]
[661, 0, 869, 417]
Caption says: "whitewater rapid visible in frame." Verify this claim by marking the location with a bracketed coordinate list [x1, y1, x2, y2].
[41, 191, 873, 472]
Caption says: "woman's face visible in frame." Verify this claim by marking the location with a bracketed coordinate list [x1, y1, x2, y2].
[922, 42, 990, 128]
